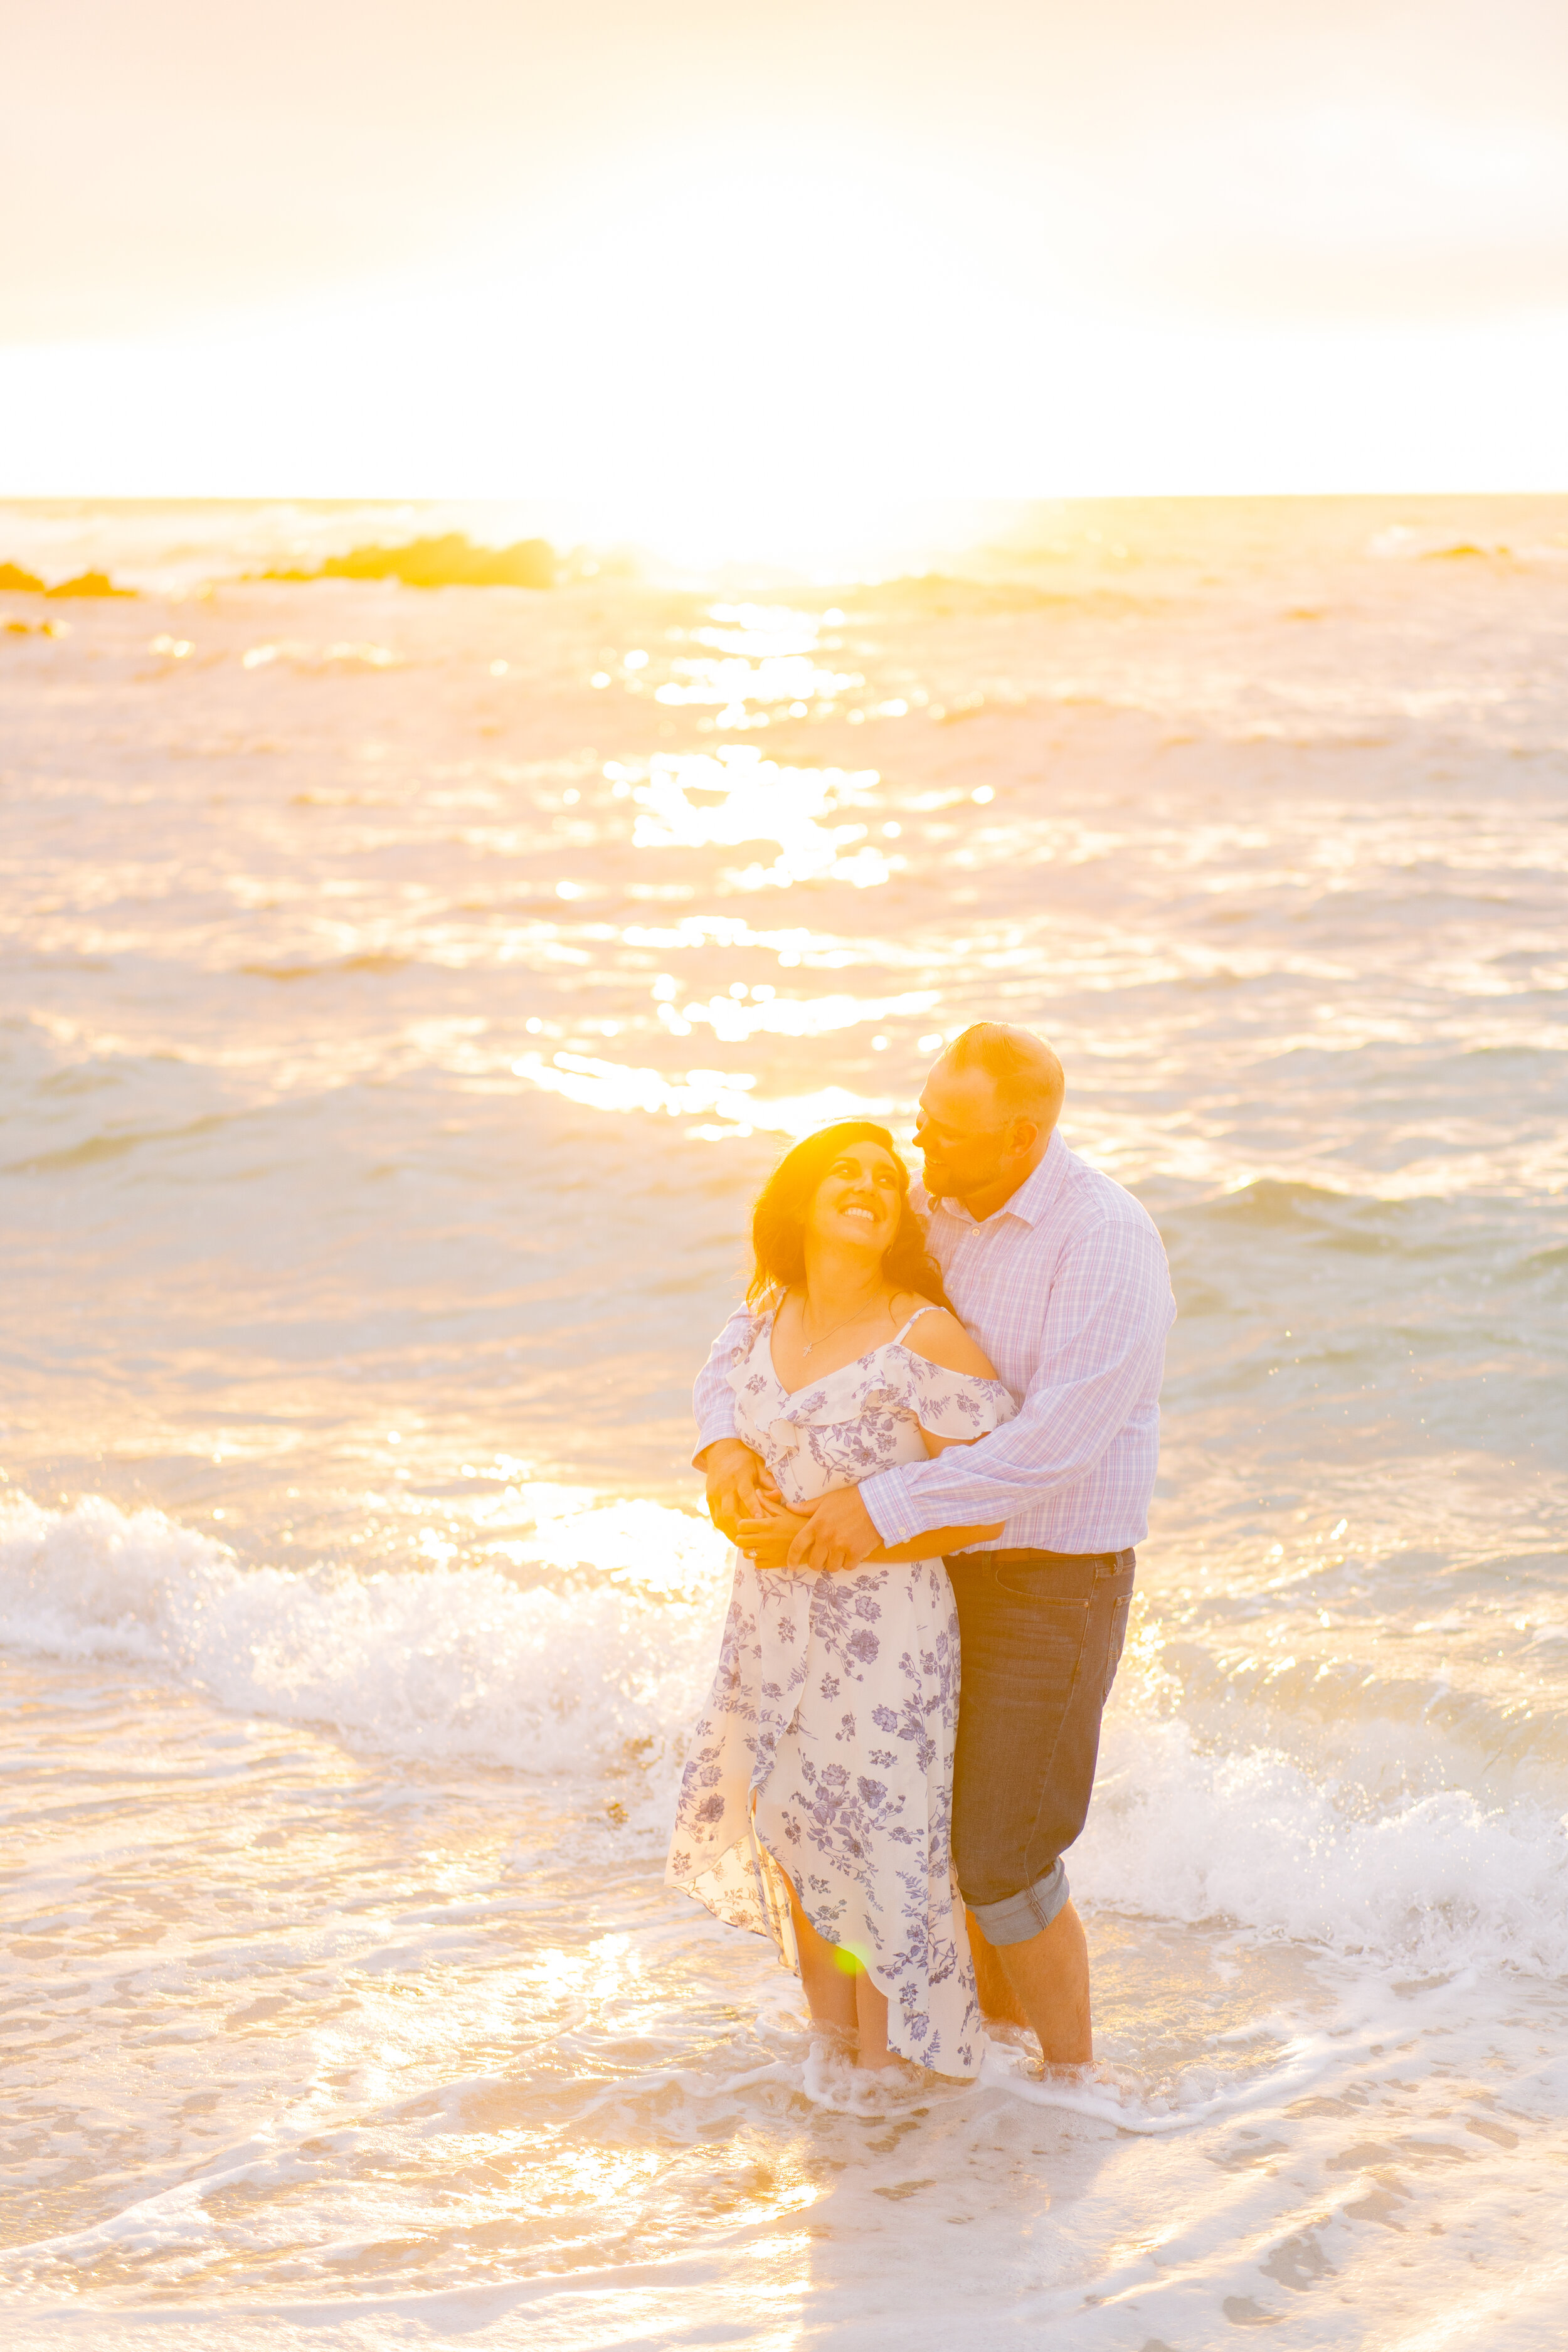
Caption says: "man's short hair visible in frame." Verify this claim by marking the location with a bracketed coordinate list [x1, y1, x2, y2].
[943, 1022, 1065, 1125]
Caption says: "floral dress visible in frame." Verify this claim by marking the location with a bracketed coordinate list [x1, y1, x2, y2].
[667, 1305, 1017, 2076]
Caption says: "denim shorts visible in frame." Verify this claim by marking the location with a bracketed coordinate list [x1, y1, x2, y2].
[945, 1547, 1135, 1946]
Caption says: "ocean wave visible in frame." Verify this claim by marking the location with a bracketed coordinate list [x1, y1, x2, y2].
[0, 1492, 728, 1776]
[1081, 1706, 1568, 1982]
[6, 1491, 1568, 1986]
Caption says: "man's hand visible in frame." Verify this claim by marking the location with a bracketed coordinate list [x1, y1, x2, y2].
[784, 1485, 880, 1573]
[699, 1438, 780, 1545]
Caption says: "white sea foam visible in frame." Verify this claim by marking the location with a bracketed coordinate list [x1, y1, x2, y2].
[0, 1492, 728, 1776]
[976, 2034, 1330, 2131]
[1081, 1707, 1568, 1981]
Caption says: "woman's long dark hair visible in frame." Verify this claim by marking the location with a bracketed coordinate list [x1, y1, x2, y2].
[746, 1120, 951, 1311]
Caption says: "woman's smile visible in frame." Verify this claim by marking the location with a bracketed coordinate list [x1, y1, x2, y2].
[829, 1189, 893, 1237]
[805, 1145, 903, 1244]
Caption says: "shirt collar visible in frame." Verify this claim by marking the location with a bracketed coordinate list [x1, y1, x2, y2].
[931, 1126, 1069, 1229]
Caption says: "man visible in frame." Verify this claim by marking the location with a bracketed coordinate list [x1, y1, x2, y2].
[694, 1023, 1175, 2070]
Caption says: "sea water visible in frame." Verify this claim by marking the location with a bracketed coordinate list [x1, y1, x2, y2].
[1, 495, 1565, 2348]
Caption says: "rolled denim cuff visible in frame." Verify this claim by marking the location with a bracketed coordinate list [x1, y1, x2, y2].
[859, 1466, 921, 1548]
[967, 1860, 1071, 1946]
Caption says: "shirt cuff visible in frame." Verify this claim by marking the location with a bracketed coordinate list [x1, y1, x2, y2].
[859, 1465, 923, 1548]
[691, 1408, 739, 1472]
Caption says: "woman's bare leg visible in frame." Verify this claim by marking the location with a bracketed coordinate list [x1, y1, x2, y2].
[853, 1969, 894, 2068]
[783, 1876, 857, 2035]
[779, 1866, 898, 2066]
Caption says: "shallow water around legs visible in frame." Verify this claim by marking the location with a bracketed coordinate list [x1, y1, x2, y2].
[2, 497, 1567, 2346]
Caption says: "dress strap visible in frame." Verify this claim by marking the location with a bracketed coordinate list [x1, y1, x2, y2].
[891, 1303, 943, 1348]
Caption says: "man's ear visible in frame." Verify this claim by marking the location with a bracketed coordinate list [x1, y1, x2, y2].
[1007, 1117, 1041, 1159]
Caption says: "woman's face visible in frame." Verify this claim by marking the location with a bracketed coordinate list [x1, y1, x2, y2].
[803, 1142, 904, 1257]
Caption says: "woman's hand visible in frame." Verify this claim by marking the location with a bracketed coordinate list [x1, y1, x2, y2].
[734, 1503, 810, 1565]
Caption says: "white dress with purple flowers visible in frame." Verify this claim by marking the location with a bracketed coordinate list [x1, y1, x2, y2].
[666, 1305, 1017, 2077]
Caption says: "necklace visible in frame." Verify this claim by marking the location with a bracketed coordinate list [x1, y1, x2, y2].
[796, 1291, 889, 1357]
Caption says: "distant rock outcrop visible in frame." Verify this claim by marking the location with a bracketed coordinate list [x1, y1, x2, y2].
[45, 570, 136, 599]
[1, 561, 134, 597]
[261, 532, 556, 590]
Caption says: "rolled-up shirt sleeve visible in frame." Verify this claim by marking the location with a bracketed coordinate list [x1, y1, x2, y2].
[858, 1217, 1175, 1545]
[691, 1303, 758, 1467]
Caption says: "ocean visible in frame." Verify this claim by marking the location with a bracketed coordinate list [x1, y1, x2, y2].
[2, 494, 1566, 2348]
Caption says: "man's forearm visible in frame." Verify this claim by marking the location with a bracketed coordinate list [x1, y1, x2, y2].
[860, 1415, 1116, 1547]
[741, 1509, 1002, 1569]
[691, 1304, 753, 1466]
[698, 1435, 752, 1477]
[865, 1521, 1003, 1565]
[692, 1407, 740, 1465]
[860, 1350, 1161, 1546]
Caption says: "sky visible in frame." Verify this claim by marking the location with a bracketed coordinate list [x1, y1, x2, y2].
[3, 0, 1567, 515]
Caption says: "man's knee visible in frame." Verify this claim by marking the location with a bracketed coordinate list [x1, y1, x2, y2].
[960, 1856, 1072, 1946]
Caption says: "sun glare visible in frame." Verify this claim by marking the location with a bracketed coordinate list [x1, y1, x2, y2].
[4, 110, 1567, 530]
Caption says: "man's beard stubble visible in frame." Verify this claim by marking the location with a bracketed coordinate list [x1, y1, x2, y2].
[917, 1152, 953, 1200]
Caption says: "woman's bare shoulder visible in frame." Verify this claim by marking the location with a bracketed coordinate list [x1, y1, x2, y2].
[893, 1296, 1000, 1380]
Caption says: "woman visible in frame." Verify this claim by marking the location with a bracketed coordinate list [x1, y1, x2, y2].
[667, 1120, 1016, 2079]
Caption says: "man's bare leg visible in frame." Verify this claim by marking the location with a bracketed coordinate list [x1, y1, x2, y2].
[992, 1899, 1093, 2068]
[965, 1907, 1030, 2030]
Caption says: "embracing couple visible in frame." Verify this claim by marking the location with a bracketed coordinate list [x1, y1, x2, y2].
[667, 1022, 1175, 2083]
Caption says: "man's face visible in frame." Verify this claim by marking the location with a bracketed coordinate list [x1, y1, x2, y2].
[913, 1061, 1022, 1203]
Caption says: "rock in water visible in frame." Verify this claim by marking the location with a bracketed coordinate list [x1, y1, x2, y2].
[44, 571, 135, 598]
[262, 534, 556, 590]
[0, 561, 46, 593]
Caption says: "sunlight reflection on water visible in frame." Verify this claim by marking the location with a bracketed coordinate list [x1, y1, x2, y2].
[649, 600, 864, 728]
[511, 1050, 889, 1140]
[623, 748, 895, 889]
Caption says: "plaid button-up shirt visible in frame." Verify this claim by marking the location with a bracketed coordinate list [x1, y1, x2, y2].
[692, 1128, 1175, 1555]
